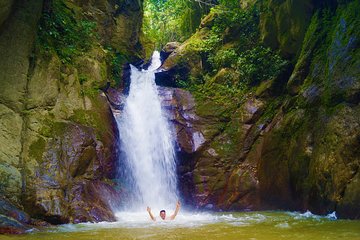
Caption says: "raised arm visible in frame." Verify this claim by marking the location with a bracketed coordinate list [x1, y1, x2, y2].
[169, 200, 181, 220]
[147, 206, 156, 221]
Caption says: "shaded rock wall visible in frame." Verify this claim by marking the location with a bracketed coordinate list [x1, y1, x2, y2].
[260, 0, 314, 59]
[0, 0, 15, 30]
[0, 0, 145, 228]
[161, 0, 360, 218]
[258, 1, 360, 218]
[0, 0, 44, 207]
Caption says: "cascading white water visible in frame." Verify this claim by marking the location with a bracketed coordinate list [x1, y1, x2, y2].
[116, 51, 178, 210]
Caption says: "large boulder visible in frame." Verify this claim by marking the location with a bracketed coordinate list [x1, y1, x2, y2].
[23, 123, 117, 223]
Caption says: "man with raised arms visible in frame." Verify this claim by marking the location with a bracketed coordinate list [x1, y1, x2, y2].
[147, 200, 181, 221]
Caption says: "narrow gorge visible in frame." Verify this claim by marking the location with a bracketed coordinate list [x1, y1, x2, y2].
[0, 0, 359, 237]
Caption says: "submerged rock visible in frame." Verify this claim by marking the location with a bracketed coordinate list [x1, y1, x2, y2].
[0, 215, 29, 234]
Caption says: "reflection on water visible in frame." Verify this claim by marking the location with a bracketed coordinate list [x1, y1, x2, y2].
[1, 211, 360, 240]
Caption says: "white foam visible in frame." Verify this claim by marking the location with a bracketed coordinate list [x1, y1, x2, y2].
[116, 51, 178, 210]
[288, 210, 337, 220]
[53, 211, 271, 233]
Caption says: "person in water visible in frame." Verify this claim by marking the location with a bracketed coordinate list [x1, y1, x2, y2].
[147, 200, 181, 221]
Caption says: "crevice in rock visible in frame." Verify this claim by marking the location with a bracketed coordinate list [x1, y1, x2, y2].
[19, 46, 38, 202]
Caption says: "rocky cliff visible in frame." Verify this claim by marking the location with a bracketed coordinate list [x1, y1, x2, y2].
[161, 0, 360, 219]
[0, 0, 145, 233]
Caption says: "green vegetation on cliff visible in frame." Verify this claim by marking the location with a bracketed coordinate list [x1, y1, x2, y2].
[171, 3, 288, 119]
[37, 0, 97, 63]
[165, 0, 360, 218]
[143, 0, 213, 47]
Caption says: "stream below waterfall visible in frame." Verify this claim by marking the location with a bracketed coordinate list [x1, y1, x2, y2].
[1, 211, 360, 239]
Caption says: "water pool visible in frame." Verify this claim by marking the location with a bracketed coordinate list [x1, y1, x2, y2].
[1, 211, 359, 240]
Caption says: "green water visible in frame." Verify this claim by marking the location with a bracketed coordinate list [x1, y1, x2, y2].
[1, 211, 359, 240]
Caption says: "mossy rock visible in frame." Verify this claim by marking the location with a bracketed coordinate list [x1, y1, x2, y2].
[260, 0, 314, 58]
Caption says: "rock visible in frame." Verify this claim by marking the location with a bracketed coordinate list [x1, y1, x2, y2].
[163, 42, 181, 53]
[161, 28, 209, 79]
[0, 104, 23, 204]
[110, 0, 146, 60]
[0, 0, 147, 229]
[0, 198, 30, 224]
[0, 0, 15, 28]
[238, 98, 264, 124]
[337, 171, 360, 219]
[0, 215, 29, 234]
[158, 87, 205, 154]
[69, 180, 117, 223]
[22, 122, 117, 224]
[104, 87, 125, 109]
[260, 0, 314, 58]
[155, 0, 360, 219]
[160, 42, 180, 62]
[0, 198, 34, 234]
[0, 0, 43, 111]
[27, 56, 60, 109]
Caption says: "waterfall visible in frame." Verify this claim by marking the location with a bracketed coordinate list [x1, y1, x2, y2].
[116, 51, 178, 210]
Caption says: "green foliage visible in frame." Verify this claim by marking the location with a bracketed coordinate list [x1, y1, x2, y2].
[208, 49, 238, 69]
[218, 0, 240, 9]
[37, 0, 97, 63]
[212, 5, 259, 39]
[143, 0, 212, 47]
[200, 33, 222, 53]
[237, 46, 288, 86]
[175, 1, 289, 124]
[192, 4, 287, 88]
[78, 74, 88, 85]
[109, 49, 127, 87]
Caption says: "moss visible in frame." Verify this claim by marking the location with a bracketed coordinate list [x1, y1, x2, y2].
[70, 100, 111, 141]
[81, 87, 100, 98]
[209, 135, 236, 159]
[107, 49, 128, 87]
[255, 79, 273, 96]
[39, 119, 67, 138]
[36, 0, 97, 64]
[29, 137, 46, 163]
[258, 97, 283, 123]
[139, 31, 155, 61]
[78, 74, 88, 85]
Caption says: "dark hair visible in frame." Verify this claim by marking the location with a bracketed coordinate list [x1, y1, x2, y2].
[160, 210, 166, 213]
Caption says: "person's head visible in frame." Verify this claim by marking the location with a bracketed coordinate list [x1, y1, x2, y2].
[160, 210, 166, 220]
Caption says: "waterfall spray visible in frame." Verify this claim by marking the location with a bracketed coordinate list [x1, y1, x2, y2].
[116, 51, 178, 210]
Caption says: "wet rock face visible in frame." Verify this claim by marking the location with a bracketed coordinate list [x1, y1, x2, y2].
[0, 198, 49, 234]
[24, 123, 117, 224]
[158, 87, 263, 210]
[0, 215, 29, 234]
[158, 87, 205, 155]
[157, 87, 204, 205]
[0, 0, 44, 210]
